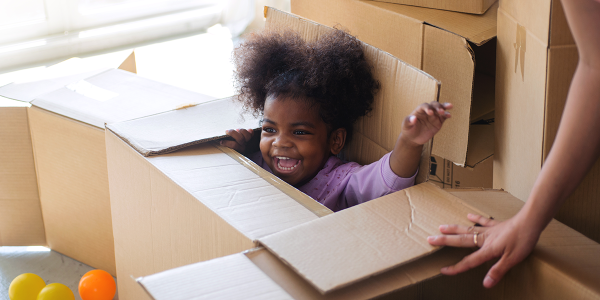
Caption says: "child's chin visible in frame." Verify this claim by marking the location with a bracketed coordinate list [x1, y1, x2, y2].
[276, 172, 302, 186]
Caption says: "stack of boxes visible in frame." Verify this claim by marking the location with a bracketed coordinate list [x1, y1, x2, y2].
[1, 0, 599, 299]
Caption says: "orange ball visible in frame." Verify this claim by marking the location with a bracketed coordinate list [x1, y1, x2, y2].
[78, 270, 116, 300]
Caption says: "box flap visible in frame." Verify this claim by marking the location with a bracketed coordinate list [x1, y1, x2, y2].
[258, 182, 488, 293]
[365, 0, 498, 45]
[465, 122, 494, 168]
[137, 253, 294, 300]
[107, 97, 261, 156]
[0, 69, 110, 103]
[30, 69, 215, 128]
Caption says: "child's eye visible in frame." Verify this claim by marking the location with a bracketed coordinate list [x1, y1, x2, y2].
[293, 130, 309, 135]
[262, 127, 276, 133]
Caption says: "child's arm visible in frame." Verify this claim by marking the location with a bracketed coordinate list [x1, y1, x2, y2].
[220, 128, 257, 153]
[390, 102, 452, 177]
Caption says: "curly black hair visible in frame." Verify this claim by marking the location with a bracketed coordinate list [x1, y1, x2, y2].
[233, 28, 380, 142]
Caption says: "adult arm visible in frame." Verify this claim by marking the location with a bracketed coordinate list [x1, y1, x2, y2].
[427, 0, 600, 288]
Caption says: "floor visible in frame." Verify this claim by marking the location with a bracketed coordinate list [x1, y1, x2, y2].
[0, 24, 238, 300]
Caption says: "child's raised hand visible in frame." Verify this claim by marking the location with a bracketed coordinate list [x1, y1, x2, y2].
[220, 128, 254, 153]
[402, 102, 452, 146]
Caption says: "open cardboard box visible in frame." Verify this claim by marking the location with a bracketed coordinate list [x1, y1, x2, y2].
[137, 186, 600, 300]
[0, 53, 215, 275]
[494, 0, 600, 243]
[369, 0, 497, 14]
[291, 0, 497, 168]
[104, 7, 446, 299]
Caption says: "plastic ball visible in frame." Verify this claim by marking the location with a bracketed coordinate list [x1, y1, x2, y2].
[9, 273, 46, 300]
[37, 283, 75, 300]
[78, 269, 116, 300]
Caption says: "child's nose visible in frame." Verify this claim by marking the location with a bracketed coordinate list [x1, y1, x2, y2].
[273, 134, 293, 148]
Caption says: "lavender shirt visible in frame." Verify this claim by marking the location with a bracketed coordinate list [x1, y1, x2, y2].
[249, 152, 417, 212]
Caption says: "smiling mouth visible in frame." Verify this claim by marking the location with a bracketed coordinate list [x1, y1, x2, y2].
[275, 156, 300, 172]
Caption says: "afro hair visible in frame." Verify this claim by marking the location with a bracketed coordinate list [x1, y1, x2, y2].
[233, 28, 380, 142]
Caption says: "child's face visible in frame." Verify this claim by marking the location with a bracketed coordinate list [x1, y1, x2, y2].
[260, 96, 334, 187]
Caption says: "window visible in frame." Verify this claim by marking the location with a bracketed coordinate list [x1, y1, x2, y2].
[0, 0, 253, 72]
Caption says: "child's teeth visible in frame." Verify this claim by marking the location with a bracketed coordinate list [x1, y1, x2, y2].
[277, 157, 299, 171]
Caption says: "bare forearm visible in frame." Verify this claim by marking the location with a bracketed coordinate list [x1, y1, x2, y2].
[389, 134, 423, 178]
[521, 62, 600, 230]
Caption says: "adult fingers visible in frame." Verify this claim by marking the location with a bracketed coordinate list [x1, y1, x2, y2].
[427, 232, 484, 248]
[483, 256, 516, 288]
[439, 224, 488, 235]
[440, 247, 497, 276]
[468, 214, 498, 227]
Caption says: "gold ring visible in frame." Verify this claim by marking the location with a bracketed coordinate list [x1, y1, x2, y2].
[473, 232, 479, 247]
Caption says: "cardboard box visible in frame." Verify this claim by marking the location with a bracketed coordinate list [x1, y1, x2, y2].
[493, 0, 600, 242]
[0, 102, 45, 246]
[429, 154, 493, 189]
[291, 0, 497, 168]
[137, 186, 600, 299]
[104, 7, 441, 299]
[0, 54, 215, 275]
[370, 0, 497, 14]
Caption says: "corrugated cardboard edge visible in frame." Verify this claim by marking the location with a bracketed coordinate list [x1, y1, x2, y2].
[105, 125, 234, 157]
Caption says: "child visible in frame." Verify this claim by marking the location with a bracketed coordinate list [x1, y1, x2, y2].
[221, 29, 452, 212]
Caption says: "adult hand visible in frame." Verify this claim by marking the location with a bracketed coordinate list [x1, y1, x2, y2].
[427, 213, 542, 288]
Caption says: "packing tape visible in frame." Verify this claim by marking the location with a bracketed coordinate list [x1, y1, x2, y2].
[514, 23, 527, 80]
[215, 143, 333, 218]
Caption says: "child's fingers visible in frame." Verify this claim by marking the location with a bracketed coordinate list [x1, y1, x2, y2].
[239, 128, 253, 142]
[404, 115, 418, 128]
[225, 129, 247, 146]
[219, 139, 243, 152]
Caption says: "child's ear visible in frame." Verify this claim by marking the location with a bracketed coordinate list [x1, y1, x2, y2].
[329, 128, 347, 155]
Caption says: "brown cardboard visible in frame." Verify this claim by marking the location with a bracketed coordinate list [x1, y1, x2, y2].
[429, 154, 493, 189]
[494, 0, 600, 242]
[291, 0, 497, 167]
[258, 183, 486, 293]
[0, 106, 45, 246]
[137, 187, 600, 299]
[104, 7, 441, 299]
[0, 66, 216, 275]
[370, 0, 497, 14]
[0, 52, 136, 248]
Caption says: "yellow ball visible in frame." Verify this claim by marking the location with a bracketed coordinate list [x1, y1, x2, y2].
[9, 273, 46, 300]
[37, 283, 75, 300]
